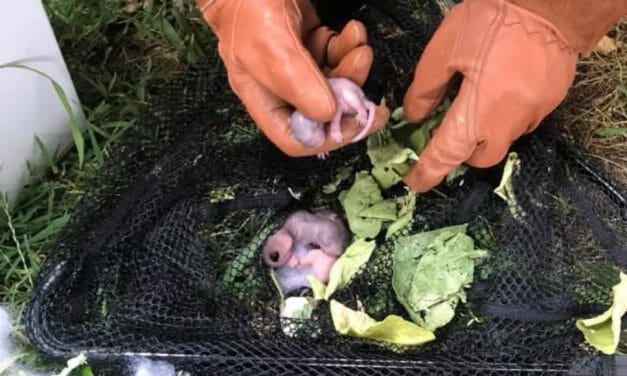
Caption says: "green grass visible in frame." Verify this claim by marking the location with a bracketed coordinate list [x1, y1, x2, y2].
[559, 20, 627, 185]
[0, 0, 214, 372]
[1, 1, 626, 373]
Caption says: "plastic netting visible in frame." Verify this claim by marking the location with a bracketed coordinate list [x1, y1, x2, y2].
[25, 1, 627, 375]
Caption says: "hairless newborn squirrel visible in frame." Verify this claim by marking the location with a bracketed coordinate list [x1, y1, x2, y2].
[289, 77, 377, 159]
[262, 210, 349, 293]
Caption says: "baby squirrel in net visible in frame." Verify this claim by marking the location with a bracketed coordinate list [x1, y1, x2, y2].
[289, 77, 376, 159]
[262, 210, 349, 293]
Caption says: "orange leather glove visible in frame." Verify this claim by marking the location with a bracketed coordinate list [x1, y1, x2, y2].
[402, 0, 625, 193]
[196, 0, 390, 157]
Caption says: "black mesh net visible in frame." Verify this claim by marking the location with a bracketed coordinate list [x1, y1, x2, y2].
[24, 1, 627, 375]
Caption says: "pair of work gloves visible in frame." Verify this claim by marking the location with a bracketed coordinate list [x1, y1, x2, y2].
[196, 0, 626, 193]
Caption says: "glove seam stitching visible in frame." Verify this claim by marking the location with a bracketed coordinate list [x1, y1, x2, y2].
[422, 1, 464, 119]
[228, 0, 245, 65]
[467, 0, 508, 153]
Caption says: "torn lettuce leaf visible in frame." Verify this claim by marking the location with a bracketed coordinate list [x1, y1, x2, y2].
[281, 297, 315, 320]
[339, 171, 385, 239]
[360, 200, 399, 221]
[385, 193, 417, 239]
[576, 272, 627, 355]
[307, 275, 327, 301]
[280, 296, 317, 337]
[323, 166, 353, 194]
[494, 152, 526, 220]
[340, 172, 417, 240]
[388, 101, 468, 186]
[330, 300, 435, 347]
[367, 127, 418, 189]
[392, 224, 487, 331]
[57, 354, 88, 376]
[325, 239, 376, 300]
[494, 152, 520, 203]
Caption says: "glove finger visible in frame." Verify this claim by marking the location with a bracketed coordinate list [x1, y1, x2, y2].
[327, 20, 368, 67]
[403, 4, 463, 123]
[237, 0, 336, 123]
[465, 99, 531, 168]
[297, 0, 324, 34]
[327, 45, 373, 86]
[307, 26, 336, 67]
[403, 81, 478, 193]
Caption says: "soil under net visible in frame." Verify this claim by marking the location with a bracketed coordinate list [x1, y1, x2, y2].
[24, 1, 627, 375]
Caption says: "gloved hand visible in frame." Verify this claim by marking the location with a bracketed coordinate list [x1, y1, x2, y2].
[196, 0, 390, 157]
[402, 0, 601, 193]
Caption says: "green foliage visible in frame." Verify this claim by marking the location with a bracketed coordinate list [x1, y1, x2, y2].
[324, 239, 376, 300]
[1, 0, 215, 371]
[595, 127, 627, 137]
[330, 299, 435, 348]
[339, 172, 386, 239]
[392, 224, 487, 331]
[366, 127, 417, 189]
[576, 272, 627, 355]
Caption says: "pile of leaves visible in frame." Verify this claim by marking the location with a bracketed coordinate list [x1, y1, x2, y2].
[272, 107, 489, 350]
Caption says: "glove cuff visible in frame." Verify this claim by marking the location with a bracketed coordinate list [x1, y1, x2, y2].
[508, 0, 627, 55]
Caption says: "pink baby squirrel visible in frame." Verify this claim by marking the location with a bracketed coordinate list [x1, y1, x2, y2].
[263, 209, 349, 293]
[289, 77, 377, 159]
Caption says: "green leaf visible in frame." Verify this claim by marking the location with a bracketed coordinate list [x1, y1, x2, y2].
[307, 275, 327, 301]
[57, 354, 88, 376]
[281, 297, 315, 320]
[385, 193, 417, 239]
[391, 106, 405, 122]
[494, 152, 526, 220]
[81, 366, 95, 376]
[595, 127, 627, 138]
[371, 164, 404, 190]
[0, 63, 84, 168]
[325, 239, 376, 300]
[34, 136, 59, 174]
[392, 224, 487, 330]
[576, 272, 627, 355]
[29, 214, 70, 244]
[367, 128, 417, 189]
[51, 80, 84, 169]
[494, 152, 520, 203]
[323, 166, 353, 194]
[360, 200, 398, 221]
[420, 296, 459, 331]
[160, 18, 187, 52]
[270, 269, 285, 304]
[280, 296, 316, 337]
[386, 212, 413, 239]
[392, 99, 450, 155]
[330, 300, 435, 346]
[339, 172, 385, 239]
[86, 122, 104, 166]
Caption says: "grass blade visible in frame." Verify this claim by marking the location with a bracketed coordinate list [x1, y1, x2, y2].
[1, 194, 33, 288]
[34, 136, 59, 174]
[0, 62, 85, 168]
[51, 80, 84, 169]
[87, 122, 104, 166]
[29, 214, 70, 244]
[595, 127, 627, 138]
[160, 18, 187, 52]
